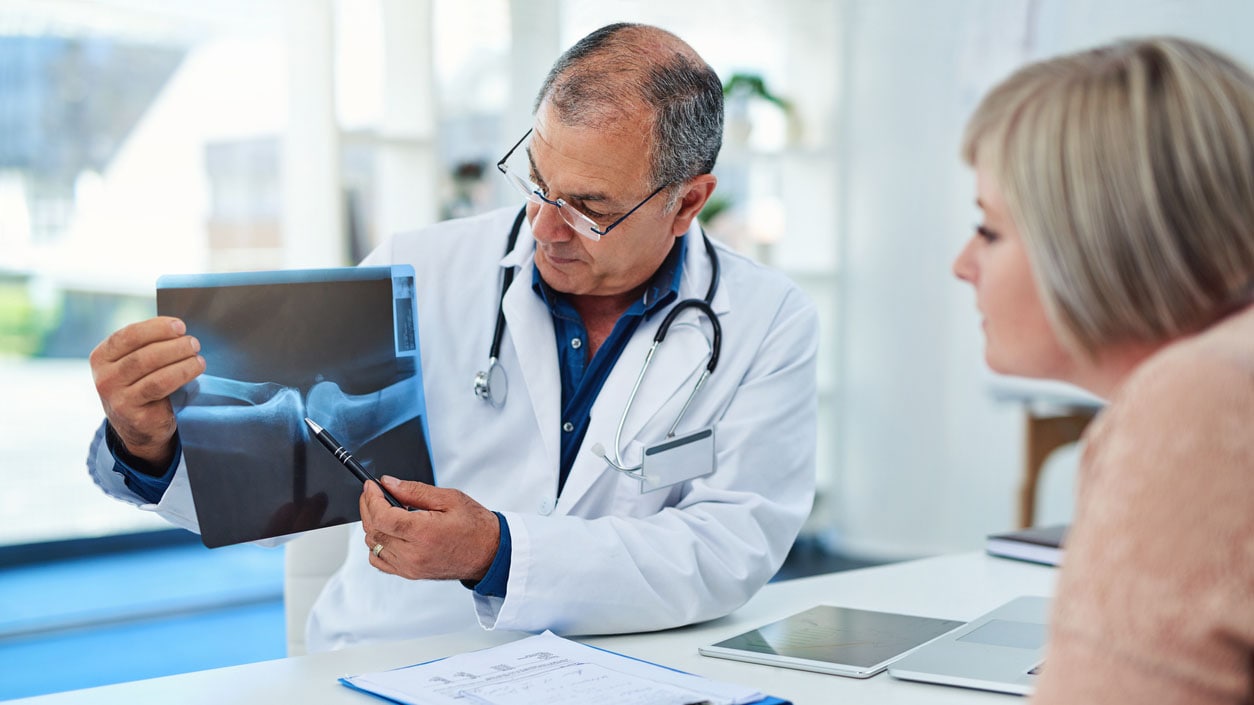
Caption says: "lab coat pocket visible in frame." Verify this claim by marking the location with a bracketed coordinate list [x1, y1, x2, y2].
[609, 440, 670, 516]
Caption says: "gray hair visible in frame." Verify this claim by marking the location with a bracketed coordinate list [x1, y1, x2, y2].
[964, 37, 1254, 353]
[534, 23, 723, 207]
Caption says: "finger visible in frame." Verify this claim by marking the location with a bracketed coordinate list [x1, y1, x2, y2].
[90, 317, 188, 366]
[367, 544, 399, 575]
[94, 340, 204, 448]
[98, 335, 204, 397]
[379, 475, 446, 510]
[359, 480, 382, 529]
[111, 353, 206, 410]
[363, 528, 411, 553]
[102, 352, 205, 456]
[363, 495, 422, 540]
[360, 483, 413, 538]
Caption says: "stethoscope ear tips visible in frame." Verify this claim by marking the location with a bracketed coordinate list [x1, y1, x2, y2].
[591, 442, 644, 476]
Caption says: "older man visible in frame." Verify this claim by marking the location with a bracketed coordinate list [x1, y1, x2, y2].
[88, 23, 817, 651]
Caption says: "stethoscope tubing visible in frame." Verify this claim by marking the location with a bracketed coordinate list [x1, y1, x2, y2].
[476, 207, 723, 475]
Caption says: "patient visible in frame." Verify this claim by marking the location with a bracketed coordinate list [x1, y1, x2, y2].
[954, 37, 1254, 704]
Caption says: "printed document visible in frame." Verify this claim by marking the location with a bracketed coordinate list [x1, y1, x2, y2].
[340, 631, 763, 705]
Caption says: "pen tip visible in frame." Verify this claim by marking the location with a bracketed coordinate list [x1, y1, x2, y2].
[304, 417, 321, 434]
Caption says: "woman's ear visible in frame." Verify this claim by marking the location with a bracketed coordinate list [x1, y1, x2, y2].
[669, 174, 718, 236]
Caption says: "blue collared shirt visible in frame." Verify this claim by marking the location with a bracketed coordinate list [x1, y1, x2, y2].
[472, 235, 687, 598]
[535, 235, 688, 495]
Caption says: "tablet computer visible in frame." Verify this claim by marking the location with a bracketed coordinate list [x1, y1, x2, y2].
[699, 605, 964, 678]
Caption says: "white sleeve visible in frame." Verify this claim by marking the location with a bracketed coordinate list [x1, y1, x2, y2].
[85, 420, 202, 534]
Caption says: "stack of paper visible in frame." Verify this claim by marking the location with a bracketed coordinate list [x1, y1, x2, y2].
[341, 631, 768, 705]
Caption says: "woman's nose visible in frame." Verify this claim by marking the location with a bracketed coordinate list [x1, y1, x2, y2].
[952, 236, 979, 284]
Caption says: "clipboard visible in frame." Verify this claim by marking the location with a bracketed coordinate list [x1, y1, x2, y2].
[157, 266, 434, 548]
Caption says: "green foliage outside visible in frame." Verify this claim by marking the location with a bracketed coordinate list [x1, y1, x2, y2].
[0, 283, 56, 357]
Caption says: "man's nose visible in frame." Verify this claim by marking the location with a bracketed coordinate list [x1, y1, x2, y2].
[528, 200, 575, 243]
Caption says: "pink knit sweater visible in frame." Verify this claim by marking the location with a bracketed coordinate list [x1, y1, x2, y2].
[1032, 306, 1254, 704]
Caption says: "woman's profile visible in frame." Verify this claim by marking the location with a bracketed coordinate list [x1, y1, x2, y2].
[955, 37, 1254, 704]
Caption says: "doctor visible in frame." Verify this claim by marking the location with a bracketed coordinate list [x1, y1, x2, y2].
[87, 23, 818, 651]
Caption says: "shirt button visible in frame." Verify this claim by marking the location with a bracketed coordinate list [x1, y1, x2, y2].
[562, 421, 574, 433]
[538, 498, 555, 515]
[570, 337, 582, 349]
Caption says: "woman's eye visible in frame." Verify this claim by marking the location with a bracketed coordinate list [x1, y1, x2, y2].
[975, 224, 1000, 242]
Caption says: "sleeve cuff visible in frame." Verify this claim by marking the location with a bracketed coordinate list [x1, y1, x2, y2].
[461, 511, 512, 598]
[105, 423, 181, 505]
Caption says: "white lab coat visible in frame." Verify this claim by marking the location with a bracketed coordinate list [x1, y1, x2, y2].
[87, 206, 818, 651]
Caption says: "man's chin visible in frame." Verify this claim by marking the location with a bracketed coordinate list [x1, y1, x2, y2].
[534, 257, 587, 294]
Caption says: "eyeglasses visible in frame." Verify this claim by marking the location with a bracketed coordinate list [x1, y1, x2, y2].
[496, 128, 668, 242]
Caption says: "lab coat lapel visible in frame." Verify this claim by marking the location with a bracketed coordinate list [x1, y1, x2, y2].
[558, 228, 731, 511]
[500, 228, 562, 482]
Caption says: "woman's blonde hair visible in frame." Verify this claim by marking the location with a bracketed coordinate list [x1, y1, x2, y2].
[963, 37, 1254, 353]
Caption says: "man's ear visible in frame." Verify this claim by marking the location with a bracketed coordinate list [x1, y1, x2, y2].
[669, 174, 718, 237]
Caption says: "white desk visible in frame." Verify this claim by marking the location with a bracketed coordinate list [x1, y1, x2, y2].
[12, 552, 1056, 704]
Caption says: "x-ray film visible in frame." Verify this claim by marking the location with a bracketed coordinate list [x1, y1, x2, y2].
[157, 266, 433, 548]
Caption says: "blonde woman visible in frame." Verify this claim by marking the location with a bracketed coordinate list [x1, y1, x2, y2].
[954, 38, 1254, 703]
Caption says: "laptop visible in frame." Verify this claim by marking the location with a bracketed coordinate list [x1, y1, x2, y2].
[888, 596, 1050, 695]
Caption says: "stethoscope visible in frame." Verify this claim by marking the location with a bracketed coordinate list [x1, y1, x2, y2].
[474, 208, 723, 476]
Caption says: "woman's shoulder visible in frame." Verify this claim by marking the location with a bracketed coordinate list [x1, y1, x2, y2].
[1087, 305, 1254, 495]
[1111, 305, 1254, 421]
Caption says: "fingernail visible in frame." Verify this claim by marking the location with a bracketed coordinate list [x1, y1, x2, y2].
[189, 337, 200, 352]
[171, 319, 186, 335]
[381, 475, 398, 487]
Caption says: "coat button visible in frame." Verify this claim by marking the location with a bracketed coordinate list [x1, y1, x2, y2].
[570, 337, 582, 349]
[562, 421, 574, 432]
[538, 498, 555, 515]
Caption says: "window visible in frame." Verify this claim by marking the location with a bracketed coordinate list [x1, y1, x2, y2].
[0, 2, 289, 546]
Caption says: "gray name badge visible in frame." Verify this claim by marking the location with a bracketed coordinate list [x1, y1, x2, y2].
[639, 427, 716, 493]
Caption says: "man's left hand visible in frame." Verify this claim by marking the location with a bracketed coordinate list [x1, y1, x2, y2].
[360, 476, 500, 582]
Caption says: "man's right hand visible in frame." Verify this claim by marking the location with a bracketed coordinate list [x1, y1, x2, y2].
[90, 316, 206, 472]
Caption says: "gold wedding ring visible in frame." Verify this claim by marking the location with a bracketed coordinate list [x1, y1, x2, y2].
[372, 542, 384, 558]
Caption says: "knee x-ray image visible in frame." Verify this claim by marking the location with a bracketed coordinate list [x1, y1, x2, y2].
[157, 266, 433, 548]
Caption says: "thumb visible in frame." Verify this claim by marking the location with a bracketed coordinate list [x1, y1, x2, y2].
[380, 475, 441, 508]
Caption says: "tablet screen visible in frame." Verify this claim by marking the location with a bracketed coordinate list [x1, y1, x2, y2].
[704, 605, 963, 674]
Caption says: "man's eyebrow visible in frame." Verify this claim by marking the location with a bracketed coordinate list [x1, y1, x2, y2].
[525, 148, 612, 203]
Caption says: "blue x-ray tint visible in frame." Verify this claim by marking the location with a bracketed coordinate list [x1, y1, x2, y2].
[157, 266, 433, 548]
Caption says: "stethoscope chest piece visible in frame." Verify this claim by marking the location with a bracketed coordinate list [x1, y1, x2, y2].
[473, 357, 508, 408]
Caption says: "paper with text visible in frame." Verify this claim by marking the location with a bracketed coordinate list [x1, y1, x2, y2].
[340, 631, 763, 705]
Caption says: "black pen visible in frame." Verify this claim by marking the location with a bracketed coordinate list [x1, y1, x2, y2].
[304, 417, 405, 508]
